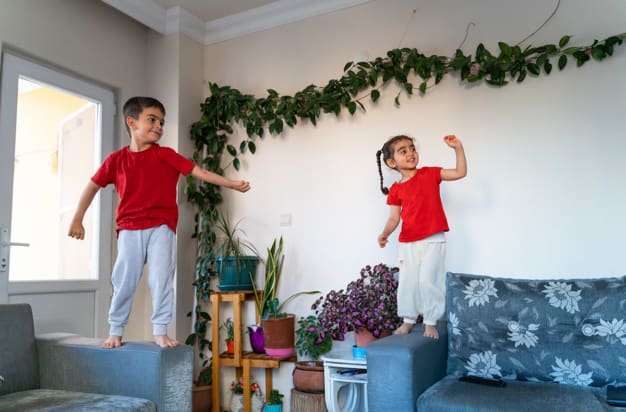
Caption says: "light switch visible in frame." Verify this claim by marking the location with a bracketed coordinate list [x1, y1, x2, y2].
[280, 213, 292, 226]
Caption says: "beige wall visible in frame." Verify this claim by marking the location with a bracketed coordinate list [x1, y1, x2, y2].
[1, 0, 202, 342]
[202, 0, 626, 400]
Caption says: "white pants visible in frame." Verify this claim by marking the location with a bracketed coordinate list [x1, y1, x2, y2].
[108, 224, 176, 336]
[397, 240, 446, 326]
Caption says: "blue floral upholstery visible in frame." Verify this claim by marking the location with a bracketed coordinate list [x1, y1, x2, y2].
[446, 272, 626, 388]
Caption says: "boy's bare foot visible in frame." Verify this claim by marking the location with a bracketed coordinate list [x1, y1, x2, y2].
[424, 324, 439, 340]
[395, 322, 414, 335]
[102, 335, 122, 349]
[155, 335, 179, 348]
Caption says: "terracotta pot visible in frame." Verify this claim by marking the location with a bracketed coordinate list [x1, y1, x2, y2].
[354, 328, 392, 348]
[226, 340, 234, 354]
[292, 361, 325, 393]
[261, 314, 295, 358]
[192, 382, 212, 412]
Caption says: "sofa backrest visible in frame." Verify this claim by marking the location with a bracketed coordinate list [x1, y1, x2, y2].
[445, 272, 626, 388]
[0, 304, 40, 395]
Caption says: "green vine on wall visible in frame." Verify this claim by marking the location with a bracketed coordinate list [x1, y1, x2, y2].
[183, 33, 625, 363]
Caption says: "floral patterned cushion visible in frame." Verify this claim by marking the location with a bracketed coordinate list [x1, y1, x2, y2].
[446, 272, 626, 388]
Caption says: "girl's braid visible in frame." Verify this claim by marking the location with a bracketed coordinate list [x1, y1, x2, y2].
[376, 150, 389, 195]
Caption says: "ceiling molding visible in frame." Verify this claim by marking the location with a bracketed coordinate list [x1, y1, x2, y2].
[102, 0, 372, 45]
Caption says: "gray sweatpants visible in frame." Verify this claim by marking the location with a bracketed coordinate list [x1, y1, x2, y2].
[108, 224, 176, 336]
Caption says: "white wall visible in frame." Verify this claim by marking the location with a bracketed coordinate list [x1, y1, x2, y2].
[203, 0, 626, 400]
[0, 0, 203, 342]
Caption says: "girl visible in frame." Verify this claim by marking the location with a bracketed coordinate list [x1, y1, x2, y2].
[376, 134, 466, 339]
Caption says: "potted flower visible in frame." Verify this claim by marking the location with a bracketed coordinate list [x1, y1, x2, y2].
[264, 389, 284, 412]
[221, 317, 235, 354]
[229, 375, 264, 412]
[293, 315, 332, 393]
[312, 263, 402, 347]
[250, 237, 320, 358]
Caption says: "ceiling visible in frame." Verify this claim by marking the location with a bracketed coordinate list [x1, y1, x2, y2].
[150, 0, 277, 22]
[101, 0, 371, 45]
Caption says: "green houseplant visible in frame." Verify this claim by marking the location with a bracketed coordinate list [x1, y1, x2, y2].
[220, 317, 235, 354]
[293, 315, 333, 393]
[264, 389, 284, 412]
[249, 237, 320, 358]
[214, 211, 259, 291]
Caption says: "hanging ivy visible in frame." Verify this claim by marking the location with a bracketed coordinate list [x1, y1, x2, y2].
[183, 33, 625, 355]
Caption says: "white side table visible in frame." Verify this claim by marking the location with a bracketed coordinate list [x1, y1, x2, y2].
[321, 351, 368, 412]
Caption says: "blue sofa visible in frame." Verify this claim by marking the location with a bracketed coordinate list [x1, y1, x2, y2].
[368, 272, 626, 411]
[0, 303, 193, 411]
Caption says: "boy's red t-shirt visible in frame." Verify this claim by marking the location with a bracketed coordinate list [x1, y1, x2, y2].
[386, 166, 449, 242]
[91, 144, 195, 233]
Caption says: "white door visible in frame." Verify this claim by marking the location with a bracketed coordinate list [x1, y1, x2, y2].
[0, 52, 114, 338]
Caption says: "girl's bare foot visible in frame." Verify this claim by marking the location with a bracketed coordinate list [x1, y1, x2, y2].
[102, 335, 122, 348]
[424, 324, 439, 340]
[395, 322, 414, 335]
[155, 335, 179, 348]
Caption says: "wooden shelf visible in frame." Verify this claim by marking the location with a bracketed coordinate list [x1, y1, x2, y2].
[210, 291, 295, 412]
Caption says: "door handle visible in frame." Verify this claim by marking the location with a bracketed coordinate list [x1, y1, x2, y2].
[1, 241, 30, 247]
[1, 227, 30, 273]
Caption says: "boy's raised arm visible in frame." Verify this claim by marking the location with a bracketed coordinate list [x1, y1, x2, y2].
[190, 165, 250, 193]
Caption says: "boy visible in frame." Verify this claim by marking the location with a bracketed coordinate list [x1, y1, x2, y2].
[68, 96, 250, 348]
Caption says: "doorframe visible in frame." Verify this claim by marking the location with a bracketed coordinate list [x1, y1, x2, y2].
[0, 51, 115, 338]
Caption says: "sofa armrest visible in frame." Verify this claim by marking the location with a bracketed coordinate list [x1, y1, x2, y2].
[36, 333, 193, 412]
[367, 322, 448, 412]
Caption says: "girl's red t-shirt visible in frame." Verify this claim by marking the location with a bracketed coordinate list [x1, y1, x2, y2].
[386, 166, 449, 242]
[91, 144, 194, 233]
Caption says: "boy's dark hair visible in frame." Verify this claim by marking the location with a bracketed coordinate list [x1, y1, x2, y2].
[376, 135, 414, 195]
[122, 96, 166, 137]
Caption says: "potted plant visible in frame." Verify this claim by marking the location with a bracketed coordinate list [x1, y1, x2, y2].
[191, 363, 212, 412]
[312, 263, 403, 348]
[293, 315, 333, 393]
[214, 211, 260, 291]
[221, 317, 235, 354]
[229, 376, 264, 412]
[264, 389, 285, 412]
[250, 237, 320, 358]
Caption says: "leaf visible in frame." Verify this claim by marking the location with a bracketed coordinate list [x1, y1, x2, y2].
[404, 82, 413, 95]
[543, 60, 552, 74]
[226, 145, 237, 157]
[527, 63, 540, 76]
[498, 42, 512, 56]
[559, 35, 571, 48]
[233, 158, 240, 171]
[419, 81, 427, 94]
[248, 141, 256, 154]
[558, 55, 568, 70]
[347, 101, 357, 115]
[371, 89, 380, 102]
[239, 140, 247, 153]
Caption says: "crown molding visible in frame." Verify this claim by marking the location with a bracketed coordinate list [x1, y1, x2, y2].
[102, 0, 372, 45]
[203, 0, 372, 44]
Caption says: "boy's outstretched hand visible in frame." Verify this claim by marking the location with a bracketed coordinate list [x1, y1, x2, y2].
[443, 134, 462, 148]
[230, 180, 251, 192]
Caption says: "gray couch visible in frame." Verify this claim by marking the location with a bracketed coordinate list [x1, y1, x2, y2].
[0, 303, 193, 411]
[368, 272, 626, 411]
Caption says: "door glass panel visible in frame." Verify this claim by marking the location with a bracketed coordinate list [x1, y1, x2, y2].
[9, 78, 97, 281]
